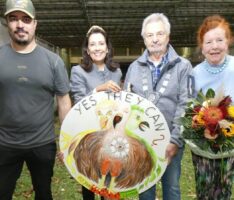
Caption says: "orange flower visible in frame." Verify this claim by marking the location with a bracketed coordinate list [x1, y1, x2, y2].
[203, 106, 224, 125]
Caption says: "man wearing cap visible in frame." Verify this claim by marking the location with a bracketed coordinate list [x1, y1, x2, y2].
[0, 0, 71, 199]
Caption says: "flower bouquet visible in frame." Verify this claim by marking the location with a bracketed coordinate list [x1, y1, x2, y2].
[181, 88, 234, 159]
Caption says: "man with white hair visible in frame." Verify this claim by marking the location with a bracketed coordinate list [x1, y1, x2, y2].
[124, 13, 192, 200]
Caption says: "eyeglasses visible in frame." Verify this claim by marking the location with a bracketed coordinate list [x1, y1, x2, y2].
[7, 15, 33, 24]
[145, 31, 166, 40]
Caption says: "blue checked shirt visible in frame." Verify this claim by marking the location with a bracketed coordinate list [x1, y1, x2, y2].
[148, 53, 168, 88]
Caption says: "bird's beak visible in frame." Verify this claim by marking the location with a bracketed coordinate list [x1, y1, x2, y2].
[139, 121, 150, 131]
[100, 117, 108, 129]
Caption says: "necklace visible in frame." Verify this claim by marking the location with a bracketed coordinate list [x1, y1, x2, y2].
[205, 57, 228, 74]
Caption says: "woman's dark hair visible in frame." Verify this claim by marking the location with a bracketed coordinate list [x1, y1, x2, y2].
[81, 25, 119, 72]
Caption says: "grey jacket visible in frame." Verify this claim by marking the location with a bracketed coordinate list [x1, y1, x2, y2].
[124, 45, 192, 147]
[70, 64, 122, 104]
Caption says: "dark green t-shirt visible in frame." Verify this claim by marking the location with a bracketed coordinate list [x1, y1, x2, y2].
[0, 44, 70, 148]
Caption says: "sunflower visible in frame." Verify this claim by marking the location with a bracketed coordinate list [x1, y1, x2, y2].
[227, 106, 234, 118]
[222, 124, 234, 137]
[219, 119, 234, 137]
[192, 111, 205, 127]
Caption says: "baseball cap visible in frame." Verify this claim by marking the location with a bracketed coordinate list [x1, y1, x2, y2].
[4, 0, 35, 19]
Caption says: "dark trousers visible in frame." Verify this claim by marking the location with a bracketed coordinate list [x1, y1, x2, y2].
[0, 142, 56, 200]
[82, 186, 104, 200]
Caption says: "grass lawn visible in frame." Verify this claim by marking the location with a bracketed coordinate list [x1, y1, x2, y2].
[13, 126, 234, 200]
[13, 145, 234, 200]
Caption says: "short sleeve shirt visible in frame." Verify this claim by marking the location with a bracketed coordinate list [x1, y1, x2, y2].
[0, 44, 70, 148]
